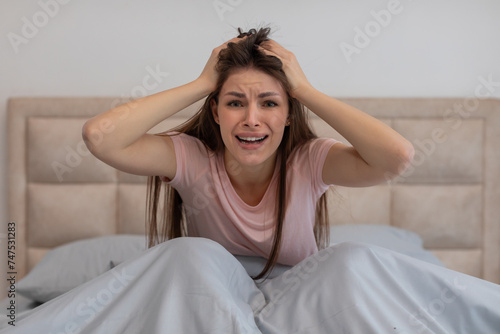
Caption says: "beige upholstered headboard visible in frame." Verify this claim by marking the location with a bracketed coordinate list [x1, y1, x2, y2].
[7, 97, 500, 284]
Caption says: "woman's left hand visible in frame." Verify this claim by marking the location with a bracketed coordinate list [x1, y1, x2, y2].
[256, 40, 313, 98]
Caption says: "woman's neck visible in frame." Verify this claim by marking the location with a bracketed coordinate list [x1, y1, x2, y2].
[223, 151, 278, 206]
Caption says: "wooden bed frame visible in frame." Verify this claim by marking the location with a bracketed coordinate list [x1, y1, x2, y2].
[7, 97, 500, 284]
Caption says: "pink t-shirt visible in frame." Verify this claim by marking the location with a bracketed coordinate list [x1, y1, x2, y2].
[166, 133, 338, 266]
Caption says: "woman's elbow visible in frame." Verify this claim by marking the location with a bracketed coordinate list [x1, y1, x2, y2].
[82, 120, 97, 153]
[400, 141, 415, 172]
[82, 117, 113, 156]
[388, 140, 415, 178]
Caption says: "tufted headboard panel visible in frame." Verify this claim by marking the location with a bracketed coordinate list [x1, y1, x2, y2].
[7, 97, 500, 283]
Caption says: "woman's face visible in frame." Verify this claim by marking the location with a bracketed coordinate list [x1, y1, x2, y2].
[212, 67, 289, 171]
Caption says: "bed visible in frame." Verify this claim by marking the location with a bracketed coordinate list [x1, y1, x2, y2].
[4, 96, 500, 332]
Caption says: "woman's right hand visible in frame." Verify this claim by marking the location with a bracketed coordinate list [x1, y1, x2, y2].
[197, 36, 248, 92]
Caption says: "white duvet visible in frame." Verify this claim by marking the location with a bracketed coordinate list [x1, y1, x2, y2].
[4, 238, 500, 333]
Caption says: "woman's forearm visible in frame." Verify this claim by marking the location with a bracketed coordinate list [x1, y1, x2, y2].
[295, 86, 414, 175]
[82, 78, 212, 154]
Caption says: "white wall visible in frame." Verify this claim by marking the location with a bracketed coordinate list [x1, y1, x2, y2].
[1, 0, 499, 283]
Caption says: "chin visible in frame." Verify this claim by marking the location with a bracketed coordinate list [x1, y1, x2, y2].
[234, 153, 271, 167]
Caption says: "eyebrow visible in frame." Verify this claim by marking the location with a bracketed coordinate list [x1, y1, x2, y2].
[223, 91, 281, 98]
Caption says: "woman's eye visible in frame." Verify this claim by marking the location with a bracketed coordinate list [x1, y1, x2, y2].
[264, 101, 278, 107]
[227, 100, 242, 107]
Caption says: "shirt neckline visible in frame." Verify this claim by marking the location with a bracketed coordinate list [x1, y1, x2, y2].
[217, 152, 280, 212]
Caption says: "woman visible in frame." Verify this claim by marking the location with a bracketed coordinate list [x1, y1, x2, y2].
[82, 27, 414, 280]
[6, 27, 499, 334]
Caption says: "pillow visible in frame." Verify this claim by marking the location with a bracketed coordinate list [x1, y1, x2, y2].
[17, 235, 146, 303]
[329, 224, 444, 266]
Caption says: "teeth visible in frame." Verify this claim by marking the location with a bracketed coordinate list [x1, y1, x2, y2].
[238, 136, 266, 142]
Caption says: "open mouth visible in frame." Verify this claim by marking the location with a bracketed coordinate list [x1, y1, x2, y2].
[236, 135, 268, 144]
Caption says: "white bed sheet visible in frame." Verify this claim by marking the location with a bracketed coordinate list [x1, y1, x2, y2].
[2, 238, 499, 333]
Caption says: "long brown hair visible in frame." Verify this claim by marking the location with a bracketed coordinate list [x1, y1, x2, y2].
[146, 27, 330, 280]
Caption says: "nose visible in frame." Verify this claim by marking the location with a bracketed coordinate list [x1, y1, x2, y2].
[243, 103, 261, 127]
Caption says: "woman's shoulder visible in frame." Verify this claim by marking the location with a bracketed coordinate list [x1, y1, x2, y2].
[167, 132, 210, 151]
[166, 132, 216, 162]
[288, 137, 339, 172]
[290, 137, 339, 159]
[286, 137, 339, 191]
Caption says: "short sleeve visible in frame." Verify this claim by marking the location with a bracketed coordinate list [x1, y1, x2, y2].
[163, 132, 211, 188]
[306, 138, 339, 194]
